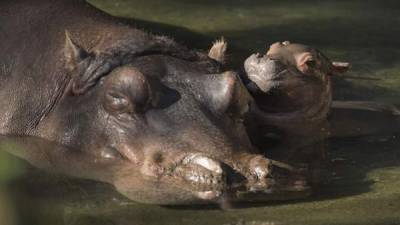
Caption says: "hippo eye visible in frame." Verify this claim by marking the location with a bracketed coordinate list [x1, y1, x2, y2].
[104, 91, 133, 114]
[103, 66, 152, 116]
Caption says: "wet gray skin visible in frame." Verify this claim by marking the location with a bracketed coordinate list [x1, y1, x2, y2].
[244, 41, 346, 119]
[241, 42, 351, 183]
[242, 41, 400, 182]
[243, 42, 341, 141]
[243, 41, 398, 142]
[0, 0, 310, 205]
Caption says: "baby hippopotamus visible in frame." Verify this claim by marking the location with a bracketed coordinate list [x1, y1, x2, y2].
[243, 41, 400, 191]
[245, 41, 349, 116]
[242, 41, 351, 185]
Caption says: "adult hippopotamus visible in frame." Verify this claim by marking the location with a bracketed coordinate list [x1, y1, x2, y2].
[0, 0, 310, 205]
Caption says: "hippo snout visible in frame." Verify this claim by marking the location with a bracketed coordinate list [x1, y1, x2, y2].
[244, 53, 287, 92]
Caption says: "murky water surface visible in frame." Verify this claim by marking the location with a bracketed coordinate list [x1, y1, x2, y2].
[1, 1, 400, 225]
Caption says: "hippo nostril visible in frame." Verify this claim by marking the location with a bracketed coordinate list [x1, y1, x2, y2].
[152, 151, 164, 163]
[182, 154, 223, 175]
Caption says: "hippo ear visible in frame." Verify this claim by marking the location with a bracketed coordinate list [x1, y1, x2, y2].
[64, 31, 89, 71]
[208, 38, 227, 64]
[296, 52, 314, 74]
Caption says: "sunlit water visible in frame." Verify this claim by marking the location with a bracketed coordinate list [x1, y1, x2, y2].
[1, 1, 399, 225]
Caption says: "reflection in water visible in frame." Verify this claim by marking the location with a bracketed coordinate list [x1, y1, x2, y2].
[0, 189, 16, 225]
[0, 136, 227, 205]
[0, 122, 399, 225]
[1, 0, 400, 225]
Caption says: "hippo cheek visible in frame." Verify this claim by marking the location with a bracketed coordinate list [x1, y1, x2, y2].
[98, 139, 147, 166]
[115, 144, 142, 164]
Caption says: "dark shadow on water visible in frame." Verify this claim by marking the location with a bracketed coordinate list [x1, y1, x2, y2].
[5, 131, 399, 204]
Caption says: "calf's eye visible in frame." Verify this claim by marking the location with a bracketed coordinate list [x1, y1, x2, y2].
[306, 60, 316, 68]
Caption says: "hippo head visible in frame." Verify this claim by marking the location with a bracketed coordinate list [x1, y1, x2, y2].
[35, 35, 308, 205]
[244, 41, 350, 121]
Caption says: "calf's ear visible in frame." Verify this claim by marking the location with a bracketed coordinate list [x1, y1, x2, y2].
[296, 52, 315, 74]
[331, 61, 351, 74]
[64, 31, 89, 71]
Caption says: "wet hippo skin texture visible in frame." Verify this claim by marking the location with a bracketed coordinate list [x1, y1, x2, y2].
[0, 0, 309, 204]
[242, 41, 400, 188]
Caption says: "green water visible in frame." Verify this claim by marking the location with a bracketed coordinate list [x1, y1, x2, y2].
[1, 1, 400, 225]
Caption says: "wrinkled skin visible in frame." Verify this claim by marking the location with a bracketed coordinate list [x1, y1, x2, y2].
[0, 0, 309, 205]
